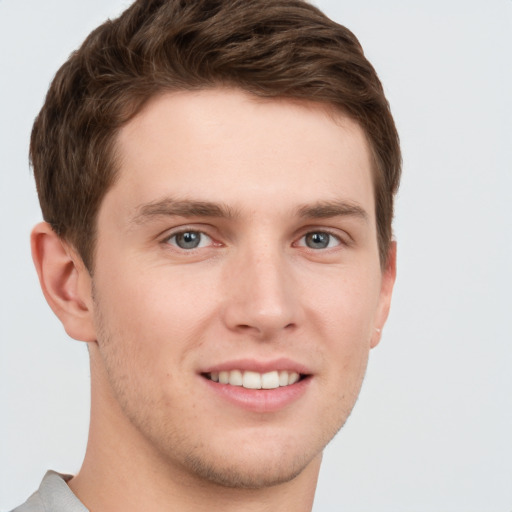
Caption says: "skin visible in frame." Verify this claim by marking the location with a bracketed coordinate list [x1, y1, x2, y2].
[32, 88, 396, 512]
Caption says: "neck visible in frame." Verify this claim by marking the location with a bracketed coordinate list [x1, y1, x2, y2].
[68, 348, 321, 512]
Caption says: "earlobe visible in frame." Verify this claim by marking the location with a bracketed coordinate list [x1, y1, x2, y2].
[31, 222, 97, 342]
[370, 241, 397, 348]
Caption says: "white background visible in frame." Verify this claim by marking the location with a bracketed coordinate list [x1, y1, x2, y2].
[1, 1, 511, 511]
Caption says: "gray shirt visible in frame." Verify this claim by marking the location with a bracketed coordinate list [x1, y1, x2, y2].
[10, 471, 87, 512]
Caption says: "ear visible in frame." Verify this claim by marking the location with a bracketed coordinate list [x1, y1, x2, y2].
[370, 241, 397, 348]
[31, 222, 97, 342]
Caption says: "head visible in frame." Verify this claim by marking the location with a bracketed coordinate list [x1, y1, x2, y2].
[30, 0, 400, 495]
[31, 0, 400, 272]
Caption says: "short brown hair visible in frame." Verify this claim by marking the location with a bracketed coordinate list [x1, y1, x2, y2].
[31, 0, 401, 270]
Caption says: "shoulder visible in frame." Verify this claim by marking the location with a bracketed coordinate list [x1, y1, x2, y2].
[9, 471, 88, 512]
[9, 491, 45, 512]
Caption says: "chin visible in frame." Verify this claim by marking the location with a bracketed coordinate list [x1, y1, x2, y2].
[168, 421, 339, 490]
[181, 448, 315, 489]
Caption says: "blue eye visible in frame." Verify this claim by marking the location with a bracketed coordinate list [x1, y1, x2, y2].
[167, 231, 212, 250]
[301, 232, 340, 250]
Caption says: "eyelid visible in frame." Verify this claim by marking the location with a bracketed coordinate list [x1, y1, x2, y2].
[160, 225, 220, 249]
[159, 222, 212, 239]
[293, 227, 350, 249]
[296, 232, 340, 249]
[168, 231, 212, 248]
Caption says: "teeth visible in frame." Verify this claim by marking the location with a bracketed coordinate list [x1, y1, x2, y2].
[243, 371, 261, 389]
[207, 370, 301, 389]
[288, 372, 300, 385]
[261, 371, 279, 389]
[229, 369, 243, 386]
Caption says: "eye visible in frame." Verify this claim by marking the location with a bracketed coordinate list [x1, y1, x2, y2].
[166, 230, 212, 250]
[299, 231, 341, 250]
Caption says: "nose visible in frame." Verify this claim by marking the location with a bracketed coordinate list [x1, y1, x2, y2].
[221, 243, 301, 339]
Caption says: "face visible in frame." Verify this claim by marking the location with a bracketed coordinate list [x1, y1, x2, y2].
[87, 88, 395, 488]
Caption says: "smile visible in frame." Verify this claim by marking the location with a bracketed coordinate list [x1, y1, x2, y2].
[205, 370, 302, 389]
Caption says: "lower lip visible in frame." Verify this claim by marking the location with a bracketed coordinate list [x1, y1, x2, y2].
[201, 376, 311, 413]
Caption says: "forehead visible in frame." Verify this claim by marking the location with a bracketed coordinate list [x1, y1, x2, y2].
[109, 88, 375, 221]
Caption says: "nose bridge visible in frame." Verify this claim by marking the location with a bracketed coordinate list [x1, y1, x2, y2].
[223, 236, 298, 336]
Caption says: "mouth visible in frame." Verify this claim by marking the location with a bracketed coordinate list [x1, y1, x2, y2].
[200, 361, 312, 412]
[202, 370, 306, 389]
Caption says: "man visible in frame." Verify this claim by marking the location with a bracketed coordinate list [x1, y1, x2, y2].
[13, 0, 400, 510]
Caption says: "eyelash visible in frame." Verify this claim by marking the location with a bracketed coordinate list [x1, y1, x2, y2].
[294, 230, 344, 250]
[162, 228, 346, 252]
[163, 229, 216, 251]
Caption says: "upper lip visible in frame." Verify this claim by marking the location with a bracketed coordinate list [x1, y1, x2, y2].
[200, 358, 312, 375]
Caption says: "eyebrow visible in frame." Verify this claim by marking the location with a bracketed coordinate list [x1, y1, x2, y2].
[297, 200, 369, 222]
[130, 197, 368, 225]
[130, 198, 237, 225]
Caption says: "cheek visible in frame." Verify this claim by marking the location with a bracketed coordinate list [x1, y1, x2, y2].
[92, 264, 218, 368]
[310, 265, 381, 335]
[308, 267, 381, 384]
